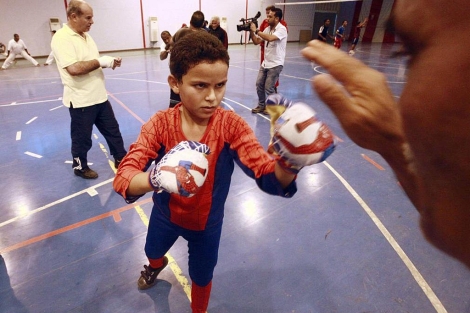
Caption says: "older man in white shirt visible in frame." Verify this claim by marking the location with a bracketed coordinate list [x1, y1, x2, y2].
[1, 34, 40, 70]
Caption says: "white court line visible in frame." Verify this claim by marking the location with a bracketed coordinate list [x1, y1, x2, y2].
[24, 151, 42, 158]
[324, 162, 447, 313]
[0, 178, 114, 229]
[0, 98, 62, 108]
[25, 117, 37, 124]
[49, 105, 63, 111]
[223, 95, 445, 312]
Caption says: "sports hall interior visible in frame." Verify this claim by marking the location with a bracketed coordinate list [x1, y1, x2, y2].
[1, 0, 469, 312]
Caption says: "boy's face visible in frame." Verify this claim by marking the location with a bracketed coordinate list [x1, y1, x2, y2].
[169, 60, 228, 121]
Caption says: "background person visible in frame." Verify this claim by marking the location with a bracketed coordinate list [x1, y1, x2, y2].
[349, 17, 368, 55]
[159, 30, 181, 107]
[208, 16, 228, 49]
[1, 34, 40, 70]
[249, 8, 288, 115]
[44, 30, 56, 66]
[317, 19, 334, 43]
[51, 0, 127, 179]
[334, 20, 348, 49]
[259, 5, 288, 92]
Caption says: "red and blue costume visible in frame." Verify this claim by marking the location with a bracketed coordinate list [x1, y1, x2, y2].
[114, 104, 297, 308]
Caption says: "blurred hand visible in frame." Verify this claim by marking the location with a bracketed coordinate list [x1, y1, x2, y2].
[301, 40, 406, 156]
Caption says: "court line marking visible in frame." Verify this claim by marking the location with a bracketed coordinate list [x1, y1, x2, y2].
[0, 178, 115, 229]
[1, 65, 440, 310]
[221, 95, 446, 312]
[0, 198, 152, 255]
[324, 162, 447, 313]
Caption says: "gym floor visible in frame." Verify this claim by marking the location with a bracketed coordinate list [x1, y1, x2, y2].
[1, 41, 469, 313]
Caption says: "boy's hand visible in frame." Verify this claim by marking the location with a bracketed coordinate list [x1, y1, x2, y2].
[149, 141, 210, 197]
[266, 94, 336, 174]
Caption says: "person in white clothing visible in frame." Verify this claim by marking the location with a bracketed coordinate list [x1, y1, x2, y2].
[44, 30, 57, 66]
[1, 34, 40, 70]
[249, 8, 288, 115]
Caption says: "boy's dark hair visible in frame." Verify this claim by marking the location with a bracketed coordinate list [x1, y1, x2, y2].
[190, 10, 205, 28]
[170, 31, 230, 82]
[266, 5, 275, 11]
[272, 8, 283, 20]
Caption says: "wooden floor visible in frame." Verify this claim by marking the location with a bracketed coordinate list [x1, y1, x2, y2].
[1, 41, 469, 313]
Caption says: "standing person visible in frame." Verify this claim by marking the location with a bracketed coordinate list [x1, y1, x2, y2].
[249, 8, 288, 115]
[51, 0, 127, 179]
[301, 0, 470, 269]
[159, 30, 181, 108]
[159, 31, 173, 61]
[1, 34, 40, 70]
[208, 16, 228, 49]
[114, 31, 334, 313]
[317, 19, 334, 42]
[348, 17, 368, 55]
[259, 5, 288, 92]
[167, 10, 207, 109]
[334, 20, 348, 49]
[44, 30, 56, 66]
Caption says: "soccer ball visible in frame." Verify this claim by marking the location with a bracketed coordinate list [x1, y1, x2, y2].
[348, 50, 355, 56]
[269, 102, 336, 166]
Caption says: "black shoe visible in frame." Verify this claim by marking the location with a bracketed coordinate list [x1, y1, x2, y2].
[251, 105, 266, 114]
[74, 168, 98, 179]
[114, 158, 122, 169]
[137, 256, 169, 290]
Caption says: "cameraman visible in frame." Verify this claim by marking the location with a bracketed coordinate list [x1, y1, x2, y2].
[249, 8, 288, 115]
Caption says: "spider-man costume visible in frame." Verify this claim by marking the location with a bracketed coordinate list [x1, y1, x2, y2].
[114, 104, 297, 309]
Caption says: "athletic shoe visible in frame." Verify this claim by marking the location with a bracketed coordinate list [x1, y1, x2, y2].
[74, 168, 98, 179]
[251, 105, 266, 114]
[114, 158, 123, 169]
[138, 256, 169, 290]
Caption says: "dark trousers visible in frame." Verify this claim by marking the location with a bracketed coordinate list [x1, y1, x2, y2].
[69, 100, 127, 170]
[145, 207, 222, 287]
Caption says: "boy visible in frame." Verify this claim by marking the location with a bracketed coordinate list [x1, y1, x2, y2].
[349, 17, 368, 55]
[114, 31, 331, 312]
[334, 20, 348, 49]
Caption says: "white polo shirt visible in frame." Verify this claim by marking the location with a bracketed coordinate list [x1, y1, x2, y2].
[261, 22, 288, 69]
[51, 24, 108, 108]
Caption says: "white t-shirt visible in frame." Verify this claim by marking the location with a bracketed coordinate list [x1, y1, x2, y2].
[7, 39, 27, 54]
[261, 22, 288, 68]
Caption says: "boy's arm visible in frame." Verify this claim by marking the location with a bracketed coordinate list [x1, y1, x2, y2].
[359, 17, 369, 28]
[126, 172, 154, 197]
[274, 162, 296, 188]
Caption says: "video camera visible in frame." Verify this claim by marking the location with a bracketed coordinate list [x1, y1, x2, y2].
[237, 11, 261, 32]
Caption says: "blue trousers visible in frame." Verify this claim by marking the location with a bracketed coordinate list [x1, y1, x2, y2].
[256, 65, 283, 107]
[144, 206, 222, 287]
[69, 100, 126, 170]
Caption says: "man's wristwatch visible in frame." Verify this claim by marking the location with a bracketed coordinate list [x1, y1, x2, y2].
[255, 29, 259, 35]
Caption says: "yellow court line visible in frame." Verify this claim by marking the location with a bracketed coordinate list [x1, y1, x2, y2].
[133, 205, 193, 301]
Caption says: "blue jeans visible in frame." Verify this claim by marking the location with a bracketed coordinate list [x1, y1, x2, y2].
[256, 65, 283, 107]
